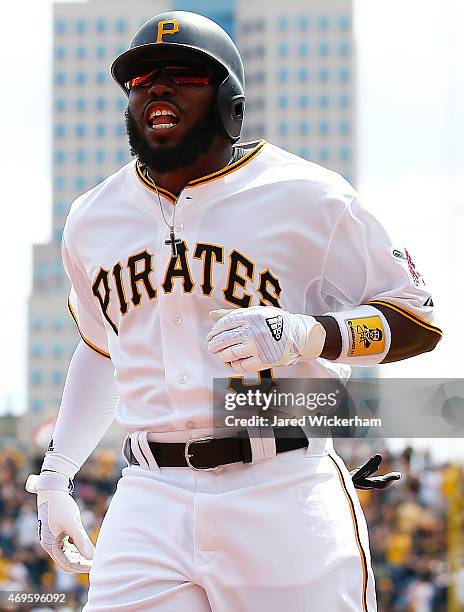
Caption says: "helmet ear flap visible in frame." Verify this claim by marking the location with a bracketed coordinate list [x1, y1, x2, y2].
[217, 75, 245, 142]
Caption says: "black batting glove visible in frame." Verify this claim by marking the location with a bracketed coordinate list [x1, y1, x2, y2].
[350, 453, 402, 490]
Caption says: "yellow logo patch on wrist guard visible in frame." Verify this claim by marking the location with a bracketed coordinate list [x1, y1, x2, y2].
[346, 316, 385, 357]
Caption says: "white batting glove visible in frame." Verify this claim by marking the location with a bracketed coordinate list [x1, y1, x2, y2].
[25, 472, 94, 573]
[207, 306, 326, 373]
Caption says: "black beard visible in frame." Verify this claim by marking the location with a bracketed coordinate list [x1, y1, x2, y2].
[125, 103, 221, 173]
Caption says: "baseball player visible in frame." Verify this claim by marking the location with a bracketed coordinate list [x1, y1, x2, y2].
[25, 12, 440, 611]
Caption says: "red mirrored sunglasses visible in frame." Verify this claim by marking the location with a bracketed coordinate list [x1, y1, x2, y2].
[125, 62, 213, 90]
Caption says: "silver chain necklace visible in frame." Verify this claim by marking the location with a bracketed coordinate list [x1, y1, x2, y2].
[142, 149, 239, 257]
[143, 167, 182, 257]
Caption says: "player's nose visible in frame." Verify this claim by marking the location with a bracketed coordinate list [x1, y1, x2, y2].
[147, 71, 176, 97]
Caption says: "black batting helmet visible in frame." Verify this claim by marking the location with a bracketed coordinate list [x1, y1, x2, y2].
[111, 11, 245, 142]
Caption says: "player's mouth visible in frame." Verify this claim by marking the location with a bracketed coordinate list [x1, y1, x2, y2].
[144, 102, 181, 131]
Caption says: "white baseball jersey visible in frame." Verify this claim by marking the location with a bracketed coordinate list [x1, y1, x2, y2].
[62, 140, 438, 434]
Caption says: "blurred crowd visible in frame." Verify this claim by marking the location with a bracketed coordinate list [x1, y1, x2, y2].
[0, 442, 462, 611]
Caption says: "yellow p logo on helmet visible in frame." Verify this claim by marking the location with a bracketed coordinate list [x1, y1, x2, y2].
[156, 19, 180, 43]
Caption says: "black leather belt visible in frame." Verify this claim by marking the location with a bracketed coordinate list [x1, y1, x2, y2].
[127, 427, 309, 471]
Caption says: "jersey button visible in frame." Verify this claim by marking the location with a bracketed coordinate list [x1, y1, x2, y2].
[172, 313, 182, 326]
[177, 373, 188, 384]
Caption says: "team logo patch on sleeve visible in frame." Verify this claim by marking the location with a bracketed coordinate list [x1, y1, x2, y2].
[266, 315, 283, 341]
[346, 316, 385, 357]
[391, 247, 424, 287]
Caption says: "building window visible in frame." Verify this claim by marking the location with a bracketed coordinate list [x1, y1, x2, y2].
[31, 344, 43, 358]
[116, 18, 126, 33]
[76, 124, 86, 138]
[76, 72, 86, 86]
[75, 176, 86, 191]
[116, 97, 126, 112]
[298, 67, 309, 82]
[55, 73, 66, 86]
[95, 124, 106, 138]
[52, 315, 64, 331]
[339, 146, 351, 161]
[116, 149, 127, 163]
[318, 42, 329, 57]
[55, 46, 66, 60]
[339, 15, 351, 30]
[298, 41, 309, 56]
[76, 46, 86, 59]
[76, 19, 86, 34]
[35, 262, 46, 280]
[31, 398, 44, 413]
[299, 147, 310, 159]
[52, 260, 63, 275]
[116, 124, 126, 137]
[55, 20, 66, 35]
[277, 42, 288, 57]
[298, 16, 309, 30]
[115, 45, 126, 56]
[94, 176, 104, 185]
[55, 202, 66, 216]
[339, 93, 350, 108]
[277, 95, 288, 109]
[319, 94, 329, 108]
[96, 45, 106, 59]
[339, 120, 350, 135]
[96, 18, 106, 33]
[277, 68, 288, 83]
[318, 16, 329, 30]
[31, 317, 43, 331]
[277, 121, 288, 135]
[96, 72, 106, 85]
[339, 41, 350, 56]
[298, 95, 309, 109]
[319, 147, 330, 161]
[76, 98, 86, 112]
[96, 98, 106, 111]
[318, 120, 329, 135]
[52, 344, 63, 359]
[31, 370, 43, 386]
[318, 68, 329, 83]
[277, 16, 289, 30]
[53, 227, 63, 243]
[54, 150, 66, 164]
[54, 124, 65, 139]
[55, 176, 66, 190]
[96, 149, 106, 163]
[299, 121, 309, 135]
[55, 99, 66, 113]
[75, 149, 86, 164]
[51, 370, 64, 386]
[339, 68, 350, 82]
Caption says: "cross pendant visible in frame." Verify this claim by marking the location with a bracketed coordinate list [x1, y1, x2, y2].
[165, 230, 182, 257]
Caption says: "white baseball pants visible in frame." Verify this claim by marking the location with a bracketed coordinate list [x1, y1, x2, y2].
[83, 441, 377, 611]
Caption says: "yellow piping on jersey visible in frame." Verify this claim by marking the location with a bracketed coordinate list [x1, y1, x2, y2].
[67, 299, 111, 359]
[328, 454, 369, 612]
[366, 300, 443, 336]
[135, 140, 266, 201]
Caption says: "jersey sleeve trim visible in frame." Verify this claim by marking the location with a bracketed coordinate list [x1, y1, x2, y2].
[67, 299, 111, 359]
[366, 300, 443, 337]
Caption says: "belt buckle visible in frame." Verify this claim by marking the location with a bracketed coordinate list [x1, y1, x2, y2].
[184, 436, 220, 471]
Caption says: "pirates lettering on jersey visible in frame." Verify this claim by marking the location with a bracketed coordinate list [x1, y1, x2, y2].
[162, 241, 195, 294]
[91, 242, 282, 331]
[193, 243, 224, 295]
